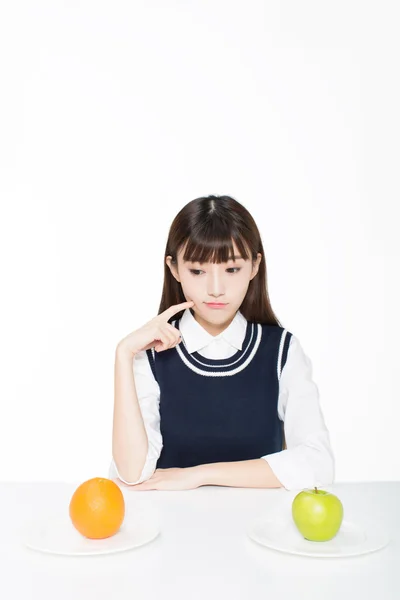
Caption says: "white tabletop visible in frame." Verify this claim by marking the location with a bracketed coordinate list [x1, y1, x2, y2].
[1, 481, 398, 599]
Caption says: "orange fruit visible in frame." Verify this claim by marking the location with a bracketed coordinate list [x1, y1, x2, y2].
[69, 477, 125, 539]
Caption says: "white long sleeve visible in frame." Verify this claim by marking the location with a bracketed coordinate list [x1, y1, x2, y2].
[261, 335, 335, 490]
[109, 349, 162, 485]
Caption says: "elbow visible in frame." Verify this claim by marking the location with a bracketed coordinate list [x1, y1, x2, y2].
[272, 444, 336, 492]
[110, 439, 163, 486]
[296, 442, 335, 490]
[117, 474, 143, 486]
[327, 452, 336, 485]
[110, 455, 158, 486]
[115, 470, 143, 486]
[111, 458, 146, 486]
[314, 448, 335, 488]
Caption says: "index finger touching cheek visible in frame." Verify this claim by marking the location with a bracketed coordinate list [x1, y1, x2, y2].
[163, 300, 194, 319]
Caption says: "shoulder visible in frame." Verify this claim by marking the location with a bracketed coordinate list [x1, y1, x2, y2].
[256, 325, 308, 375]
[279, 333, 315, 383]
[259, 323, 294, 345]
[267, 329, 309, 362]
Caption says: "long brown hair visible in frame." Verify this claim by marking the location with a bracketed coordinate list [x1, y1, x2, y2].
[158, 195, 283, 327]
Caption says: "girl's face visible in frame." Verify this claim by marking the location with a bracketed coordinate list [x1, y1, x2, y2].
[166, 241, 262, 335]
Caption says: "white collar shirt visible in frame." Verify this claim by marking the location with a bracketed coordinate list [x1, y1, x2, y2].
[179, 307, 248, 358]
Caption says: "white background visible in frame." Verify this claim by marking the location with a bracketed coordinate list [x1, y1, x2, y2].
[1, 1, 399, 485]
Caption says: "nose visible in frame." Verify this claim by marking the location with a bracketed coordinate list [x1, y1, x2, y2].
[207, 268, 226, 298]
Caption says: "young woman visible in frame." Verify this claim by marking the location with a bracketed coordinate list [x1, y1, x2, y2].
[109, 195, 335, 491]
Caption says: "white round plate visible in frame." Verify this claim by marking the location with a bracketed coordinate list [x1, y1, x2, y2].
[247, 516, 390, 558]
[22, 514, 160, 556]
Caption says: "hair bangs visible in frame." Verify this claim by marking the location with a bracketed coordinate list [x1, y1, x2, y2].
[181, 231, 251, 265]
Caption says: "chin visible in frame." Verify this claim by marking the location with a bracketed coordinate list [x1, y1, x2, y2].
[202, 308, 235, 320]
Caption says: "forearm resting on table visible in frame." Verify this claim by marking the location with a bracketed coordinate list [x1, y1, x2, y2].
[196, 458, 283, 489]
[112, 346, 148, 483]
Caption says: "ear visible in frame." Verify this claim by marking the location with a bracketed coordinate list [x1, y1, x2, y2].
[166, 255, 181, 283]
[250, 253, 262, 281]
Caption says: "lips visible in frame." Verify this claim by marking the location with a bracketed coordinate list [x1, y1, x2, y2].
[205, 302, 227, 307]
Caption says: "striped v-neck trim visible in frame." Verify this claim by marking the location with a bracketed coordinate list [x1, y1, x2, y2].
[170, 318, 262, 376]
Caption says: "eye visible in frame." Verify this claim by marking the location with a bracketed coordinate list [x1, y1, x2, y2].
[189, 268, 241, 276]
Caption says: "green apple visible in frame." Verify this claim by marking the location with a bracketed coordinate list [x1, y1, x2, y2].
[292, 487, 344, 542]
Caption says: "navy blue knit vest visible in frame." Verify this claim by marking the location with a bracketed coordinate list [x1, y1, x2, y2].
[146, 318, 292, 469]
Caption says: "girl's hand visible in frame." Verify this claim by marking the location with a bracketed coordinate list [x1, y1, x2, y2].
[117, 300, 194, 358]
[122, 467, 203, 491]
